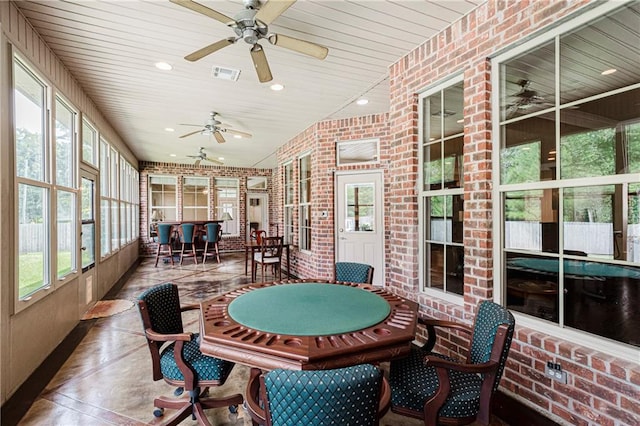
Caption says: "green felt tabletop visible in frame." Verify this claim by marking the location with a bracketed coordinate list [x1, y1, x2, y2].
[228, 283, 391, 336]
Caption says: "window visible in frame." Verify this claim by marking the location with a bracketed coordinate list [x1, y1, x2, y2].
[419, 78, 464, 296]
[496, 3, 640, 347]
[298, 154, 311, 251]
[110, 146, 119, 252]
[82, 118, 98, 167]
[54, 97, 77, 279]
[283, 162, 294, 245]
[100, 139, 110, 257]
[336, 139, 379, 165]
[149, 176, 177, 223]
[345, 183, 375, 232]
[14, 57, 50, 301]
[183, 177, 209, 221]
[119, 157, 138, 245]
[215, 178, 239, 235]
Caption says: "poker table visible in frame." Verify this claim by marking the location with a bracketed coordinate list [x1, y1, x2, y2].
[199, 279, 418, 370]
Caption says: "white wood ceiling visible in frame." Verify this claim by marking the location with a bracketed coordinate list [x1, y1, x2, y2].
[14, 0, 482, 168]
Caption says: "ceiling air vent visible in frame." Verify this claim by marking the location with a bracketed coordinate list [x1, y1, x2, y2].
[212, 66, 241, 81]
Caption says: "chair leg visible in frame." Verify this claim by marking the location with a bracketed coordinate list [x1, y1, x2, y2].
[215, 242, 220, 263]
[202, 242, 209, 264]
[180, 243, 185, 265]
[155, 244, 161, 267]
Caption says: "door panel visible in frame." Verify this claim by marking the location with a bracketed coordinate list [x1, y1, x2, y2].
[336, 172, 384, 285]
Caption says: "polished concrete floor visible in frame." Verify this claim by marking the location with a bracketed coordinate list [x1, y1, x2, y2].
[17, 252, 506, 425]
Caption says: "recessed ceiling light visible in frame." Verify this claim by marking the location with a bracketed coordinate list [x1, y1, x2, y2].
[233, 134, 242, 139]
[356, 98, 369, 106]
[165, 127, 175, 132]
[155, 62, 173, 71]
[601, 68, 617, 75]
[270, 83, 284, 91]
[169, 154, 176, 157]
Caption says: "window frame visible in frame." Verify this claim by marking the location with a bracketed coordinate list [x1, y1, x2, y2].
[418, 75, 465, 303]
[298, 152, 312, 252]
[215, 178, 239, 237]
[183, 176, 210, 221]
[283, 161, 295, 245]
[491, 0, 639, 360]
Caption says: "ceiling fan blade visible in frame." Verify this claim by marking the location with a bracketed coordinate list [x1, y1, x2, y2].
[194, 159, 201, 166]
[223, 128, 253, 139]
[204, 157, 224, 165]
[255, 0, 296, 25]
[250, 44, 273, 83]
[268, 33, 328, 60]
[179, 130, 202, 138]
[213, 131, 226, 143]
[185, 38, 236, 62]
[170, 0, 235, 25]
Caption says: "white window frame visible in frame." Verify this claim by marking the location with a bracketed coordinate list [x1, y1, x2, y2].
[490, 0, 639, 362]
[298, 152, 312, 252]
[283, 161, 295, 246]
[183, 176, 210, 221]
[215, 178, 239, 237]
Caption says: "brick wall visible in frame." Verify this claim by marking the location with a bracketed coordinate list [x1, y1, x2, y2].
[271, 1, 638, 424]
[276, 115, 390, 279]
[385, 1, 639, 425]
[139, 161, 272, 255]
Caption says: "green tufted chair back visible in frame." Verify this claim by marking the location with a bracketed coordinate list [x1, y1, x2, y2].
[335, 262, 374, 284]
[157, 223, 173, 245]
[263, 364, 383, 426]
[469, 300, 515, 390]
[137, 282, 183, 335]
[205, 222, 221, 243]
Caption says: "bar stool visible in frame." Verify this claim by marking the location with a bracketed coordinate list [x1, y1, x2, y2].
[202, 222, 222, 263]
[179, 223, 198, 265]
[154, 223, 174, 267]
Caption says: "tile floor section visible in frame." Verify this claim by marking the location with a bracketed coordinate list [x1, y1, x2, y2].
[17, 253, 507, 425]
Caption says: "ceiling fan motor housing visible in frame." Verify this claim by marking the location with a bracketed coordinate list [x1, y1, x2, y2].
[233, 9, 267, 44]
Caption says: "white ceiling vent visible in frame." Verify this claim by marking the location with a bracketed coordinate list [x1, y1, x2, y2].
[212, 66, 241, 81]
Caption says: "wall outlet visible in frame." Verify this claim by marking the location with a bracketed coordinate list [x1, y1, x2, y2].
[545, 361, 568, 384]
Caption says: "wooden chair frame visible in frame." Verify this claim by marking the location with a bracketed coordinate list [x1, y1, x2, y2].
[138, 292, 243, 425]
[391, 316, 512, 426]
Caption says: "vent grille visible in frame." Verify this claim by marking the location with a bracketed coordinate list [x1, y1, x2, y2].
[212, 66, 241, 81]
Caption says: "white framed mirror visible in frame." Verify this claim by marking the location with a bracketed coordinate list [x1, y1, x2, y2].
[247, 176, 267, 190]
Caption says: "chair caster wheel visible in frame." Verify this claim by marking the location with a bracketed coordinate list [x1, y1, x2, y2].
[153, 408, 164, 417]
[174, 386, 184, 396]
[229, 405, 238, 414]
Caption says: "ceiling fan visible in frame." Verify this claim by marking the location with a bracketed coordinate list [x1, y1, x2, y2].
[187, 147, 223, 166]
[170, 0, 329, 83]
[505, 79, 553, 118]
[179, 111, 252, 143]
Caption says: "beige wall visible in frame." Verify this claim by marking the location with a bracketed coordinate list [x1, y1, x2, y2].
[0, 2, 138, 403]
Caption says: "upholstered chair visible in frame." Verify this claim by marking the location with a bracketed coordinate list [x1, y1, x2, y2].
[335, 261, 374, 284]
[389, 300, 515, 426]
[154, 223, 174, 267]
[137, 283, 243, 425]
[202, 222, 222, 263]
[245, 364, 390, 426]
[179, 223, 198, 265]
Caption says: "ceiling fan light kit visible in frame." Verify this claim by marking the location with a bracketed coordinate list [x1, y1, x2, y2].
[171, 0, 329, 83]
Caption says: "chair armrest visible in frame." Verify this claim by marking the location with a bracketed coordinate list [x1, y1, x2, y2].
[424, 355, 499, 374]
[416, 317, 473, 353]
[145, 328, 193, 342]
[245, 368, 267, 425]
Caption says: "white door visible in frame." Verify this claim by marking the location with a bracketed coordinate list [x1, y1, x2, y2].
[79, 170, 97, 312]
[246, 192, 270, 240]
[335, 171, 384, 285]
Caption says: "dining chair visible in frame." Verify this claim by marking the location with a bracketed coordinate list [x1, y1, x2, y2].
[202, 222, 222, 263]
[245, 364, 390, 426]
[389, 300, 515, 426]
[250, 229, 267, 245]
[179, 223, 198, 265]
[252, 236, 283, 282]
[335, 261, 374, 284]
[136, 283, 243, 426]
[154, 223, 174, 267]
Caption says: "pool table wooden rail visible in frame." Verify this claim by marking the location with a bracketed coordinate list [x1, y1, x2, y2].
[199, 279, 418, 371]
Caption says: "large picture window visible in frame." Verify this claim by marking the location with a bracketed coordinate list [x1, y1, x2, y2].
[183, 177, 209, 221]
[283, 162, 294, 245]
[14, 57, 50, 301]
[419, 78, 464, 296]
[215, 178, 239, 236]
[298, 154, 311, 251]
[149, 176, 177, 223]
[496, 3, 640, 347]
